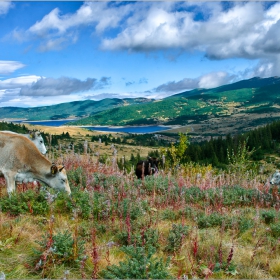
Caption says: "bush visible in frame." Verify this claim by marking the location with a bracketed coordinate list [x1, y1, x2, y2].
[33, 229, 85, 271]
[261, 210, 276, 224]
[0, 190, 49, 216]
[161, 209, 180, 221]
[165, 224, 189, 253]
[270, 222, 280, 238]
[197, 213, 223, 229]
[237, 216, 254, 233]
[99, 245, 171, 279]
[114, 198, 146, 221]
[116, 228, 159, 248]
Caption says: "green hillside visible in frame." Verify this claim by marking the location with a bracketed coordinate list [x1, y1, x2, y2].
[0, 98, 152, 121]
[69, 76, 280, 126]
[1, 76, 280, 138]
[168, 76, 280, 99]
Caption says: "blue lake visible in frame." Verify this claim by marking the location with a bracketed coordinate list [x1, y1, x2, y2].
[13, 120, 173, 134]
[83, 126, 172, 134]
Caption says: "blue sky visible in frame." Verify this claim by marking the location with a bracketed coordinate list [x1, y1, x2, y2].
[1, 1, 280, 107]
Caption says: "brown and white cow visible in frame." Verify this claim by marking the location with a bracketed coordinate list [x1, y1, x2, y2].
[1, 130, 47, 155]
[0, 131, 71, 196]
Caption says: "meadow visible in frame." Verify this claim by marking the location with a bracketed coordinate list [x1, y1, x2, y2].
[0, 145, 280, 279]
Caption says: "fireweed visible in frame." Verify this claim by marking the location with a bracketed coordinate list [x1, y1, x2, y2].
[0, 152, 279, 279]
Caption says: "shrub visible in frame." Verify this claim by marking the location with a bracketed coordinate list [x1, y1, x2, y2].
[270, 222, 280, 238]
[54, 190, 91, 219]
[99, 245, 171, 279]
[67, 167, 87, 189]
[261, 210, 276, 224]
[33, 229, 85, 271]
[237, 216, 254, 233]
[185, 187, 204, 203]
[0, 190, 49, 216]
[165, 224, 189, 253]
[114, 198, 145, 221]
[116, 228, 159, 248]
[197, 213, 223, 229]
[161, 209, 180, 221]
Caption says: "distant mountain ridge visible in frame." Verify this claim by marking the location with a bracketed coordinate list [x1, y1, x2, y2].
[69, 76, 280, 126]
[168, 76, 280, 99]
[1, 76, 280, 139]
[0, 98, 153, 121]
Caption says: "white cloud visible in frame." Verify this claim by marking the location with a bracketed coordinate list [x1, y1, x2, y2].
[19, 76, 111, 97]
[0, 61, 25, 75]
[0, 92, 86, 108]
[0, 1, 13, 15]
[154, 71, 236, 94]
[0, 75, 112, 107]
[154, 78, 199, 93]
[99, 2, 280, 77]
[27, 2, 131, 51]
[198, 72, 234, 89]
[14, 1, 280, 78]
[0, 75, 41, 89]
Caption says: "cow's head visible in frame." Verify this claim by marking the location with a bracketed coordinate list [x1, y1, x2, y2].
[270, 170, 280, 185]
[147, 157, 159, 173]
[49, 164, 71, 195]
[29, 130, 47, 155]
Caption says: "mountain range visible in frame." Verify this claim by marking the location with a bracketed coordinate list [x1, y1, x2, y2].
[1, 76, 280, 139]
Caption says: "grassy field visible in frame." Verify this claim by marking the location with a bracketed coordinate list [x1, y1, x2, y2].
[0, 137, 280, 279]
[23, 124, 159, 160]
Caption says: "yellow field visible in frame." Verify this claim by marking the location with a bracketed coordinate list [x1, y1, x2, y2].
[25, 123, 159, 159]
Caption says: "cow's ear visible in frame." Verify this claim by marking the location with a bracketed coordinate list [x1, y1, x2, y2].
[58, 165, 65, 172]
[29, 130, 35, 139]
[51, 164, 58, 175]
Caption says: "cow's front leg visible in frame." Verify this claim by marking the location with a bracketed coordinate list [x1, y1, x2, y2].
[3, 171, 17, 196]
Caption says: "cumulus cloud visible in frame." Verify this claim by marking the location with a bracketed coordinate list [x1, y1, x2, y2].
[0, 75, 40, 90]
[26, 2, 132, 51]
[99, 2, 280, 77]
[0, 91, 87, 108]
[198, 72, 236, 89]
[0, 1, 13, 15]
[0, 61, 25, 75]
[154, 78, 199, 93]
[100, 2, 280, 59]
[19, 76, 111, 97]
[12, 1, 280, 77]
[154, 71, 236, 93]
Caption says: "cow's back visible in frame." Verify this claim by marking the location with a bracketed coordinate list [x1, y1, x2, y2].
[135, 161, 145, 179]
[0, 132, 46, 172]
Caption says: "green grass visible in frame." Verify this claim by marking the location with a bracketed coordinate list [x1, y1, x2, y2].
[0, 154, 279, 279]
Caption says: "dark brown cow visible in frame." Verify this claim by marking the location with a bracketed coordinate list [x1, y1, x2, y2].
[135, 157, 159, 179]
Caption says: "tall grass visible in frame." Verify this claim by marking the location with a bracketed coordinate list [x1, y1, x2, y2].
[0, 151, 279, 279]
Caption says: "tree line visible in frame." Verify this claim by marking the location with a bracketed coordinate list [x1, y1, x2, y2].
[0, 122, 28, 134]
[184, 120, 280, 168]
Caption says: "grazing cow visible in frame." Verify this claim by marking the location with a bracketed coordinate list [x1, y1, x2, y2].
[270, 170, 280, 185]
[0, 131, 70, 196]
[1, 130, 47, 155]
[135, 157, 159, 179]
[270, 170, 280, 201]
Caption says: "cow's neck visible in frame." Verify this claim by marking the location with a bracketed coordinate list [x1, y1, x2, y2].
[32, 158, 53, 183]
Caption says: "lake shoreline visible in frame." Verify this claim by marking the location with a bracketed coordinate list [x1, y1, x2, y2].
[8, 119, 181, 134]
